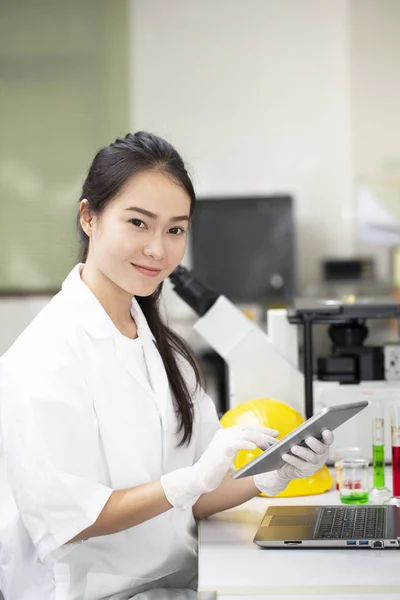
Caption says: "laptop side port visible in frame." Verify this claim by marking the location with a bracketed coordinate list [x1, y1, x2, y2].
[346, 541, 357, 545]
[283, 541, 302, 545]
[372, 540, 384, 548]
[358, 540, 369, 546]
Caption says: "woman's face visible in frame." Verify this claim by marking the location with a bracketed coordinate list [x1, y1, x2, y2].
[82, 169, 191, 297]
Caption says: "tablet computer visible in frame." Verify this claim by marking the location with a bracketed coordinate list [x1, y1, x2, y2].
[231, 400, 368, 479]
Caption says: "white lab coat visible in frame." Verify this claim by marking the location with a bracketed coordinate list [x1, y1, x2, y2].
[0, 265, 221, 600]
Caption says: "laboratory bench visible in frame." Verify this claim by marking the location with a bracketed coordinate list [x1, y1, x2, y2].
[198, 468, 400, 599]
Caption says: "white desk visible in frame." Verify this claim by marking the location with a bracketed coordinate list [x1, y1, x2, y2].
[198, 471, 400, 599]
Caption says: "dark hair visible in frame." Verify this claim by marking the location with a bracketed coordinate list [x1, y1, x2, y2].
[77, 131, 202, 446]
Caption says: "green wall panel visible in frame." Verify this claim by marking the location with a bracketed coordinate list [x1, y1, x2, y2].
[0, 0, 130, 291]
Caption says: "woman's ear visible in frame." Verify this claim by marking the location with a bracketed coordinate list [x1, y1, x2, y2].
[79, 199, 94, 237]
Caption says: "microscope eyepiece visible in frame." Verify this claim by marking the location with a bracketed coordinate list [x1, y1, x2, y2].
[169, 265, 219, 316]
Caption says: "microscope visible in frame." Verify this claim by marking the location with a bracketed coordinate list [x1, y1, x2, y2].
[169, 265, 304, 415]
[169, 266, 400, 462]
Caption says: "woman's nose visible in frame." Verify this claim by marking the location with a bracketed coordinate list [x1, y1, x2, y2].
[143, 235, 167, 259]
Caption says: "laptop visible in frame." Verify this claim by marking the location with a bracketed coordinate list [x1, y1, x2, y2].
[254, 505, 400, 548]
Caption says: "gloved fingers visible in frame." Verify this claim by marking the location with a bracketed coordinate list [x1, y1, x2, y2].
[215, 427, 278, 457]
[232, 440, 257, 452]
[257, 437, 278, 451]
[223, 440, 256, 460]
[240, 425, 279, 438]
[222, 426, 279, 444]
[228, 431, 277, 453]
[321, 429, 334, 445]
[241, 430, 279, 449]
[290, 444, 320, 464]
[282, 453, 310, 470]
[304, 436, 328, 455]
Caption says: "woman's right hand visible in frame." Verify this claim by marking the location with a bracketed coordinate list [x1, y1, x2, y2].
[160, 425, 278, 509]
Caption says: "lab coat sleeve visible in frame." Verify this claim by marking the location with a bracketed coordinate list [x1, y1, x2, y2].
[0, 362, 113, 564]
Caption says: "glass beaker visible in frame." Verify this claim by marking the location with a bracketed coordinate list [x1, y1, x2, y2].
[338, 458, 369, 504]
[334, 447, 363, 491]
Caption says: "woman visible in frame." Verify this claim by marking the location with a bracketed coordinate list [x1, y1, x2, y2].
[0, 132, 333, 600]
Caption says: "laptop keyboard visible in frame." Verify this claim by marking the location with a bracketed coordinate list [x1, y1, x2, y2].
[314, 506, 386, 540]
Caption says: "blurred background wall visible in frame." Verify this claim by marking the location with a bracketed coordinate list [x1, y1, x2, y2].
[131, 0, 354, 295]
[1, 0, 400, 353]
[351, 0, 400, 272]
[0, 0, 130, 290]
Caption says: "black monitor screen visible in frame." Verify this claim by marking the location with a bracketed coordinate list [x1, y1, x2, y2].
[190, 196, 294, 303]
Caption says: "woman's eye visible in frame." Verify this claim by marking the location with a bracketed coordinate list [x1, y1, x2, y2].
[129, 218, 145, 228]
[168, 227, 185, 235]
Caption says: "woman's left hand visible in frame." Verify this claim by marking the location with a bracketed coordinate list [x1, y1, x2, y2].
[253, 429, 334, 496]
[278, 429, 334, 480]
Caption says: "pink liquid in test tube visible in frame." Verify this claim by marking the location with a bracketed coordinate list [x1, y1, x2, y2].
[391, 403, 400, 497]
[393, 446, 400, 497]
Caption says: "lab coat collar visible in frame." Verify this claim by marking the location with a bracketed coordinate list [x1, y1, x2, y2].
[61, 265, 169, 431]
[61, 264, 156, 343]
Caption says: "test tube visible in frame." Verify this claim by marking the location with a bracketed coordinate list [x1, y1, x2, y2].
[391, 402, 400, 498]
[369, 399, 391, 504]
[372, 401, 385, 489]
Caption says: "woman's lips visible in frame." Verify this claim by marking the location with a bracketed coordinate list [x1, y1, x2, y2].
[132, 264, 162, 278]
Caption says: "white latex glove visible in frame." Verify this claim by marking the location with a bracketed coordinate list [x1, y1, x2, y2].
[161, 425, 278, 509]
[254, 429, 334, 496]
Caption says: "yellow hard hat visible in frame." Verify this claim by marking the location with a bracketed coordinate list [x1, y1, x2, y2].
[220, 398, 332, 497]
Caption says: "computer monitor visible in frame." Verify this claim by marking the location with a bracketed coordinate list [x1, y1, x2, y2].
[190, 195, 295, 303]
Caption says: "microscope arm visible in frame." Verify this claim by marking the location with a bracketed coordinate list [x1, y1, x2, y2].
[193, 295, 304, 414]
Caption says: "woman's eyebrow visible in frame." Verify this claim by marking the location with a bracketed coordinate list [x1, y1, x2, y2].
[125, 206, 189, 222]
